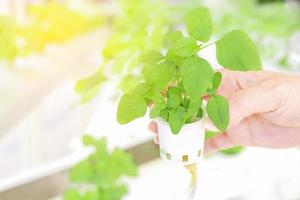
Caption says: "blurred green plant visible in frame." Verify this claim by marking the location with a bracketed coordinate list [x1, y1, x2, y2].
[214, 0, 300, 38]
[257, 0, 284, 3]
[75, 0, 177, 102]
[18, 3, 104, 55]
[0, 16, 18, 63]
[63, 135, 138, 200]
[211, 0, 300, 67]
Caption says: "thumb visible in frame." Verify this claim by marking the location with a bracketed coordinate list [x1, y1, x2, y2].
[228, 82, 280, 129]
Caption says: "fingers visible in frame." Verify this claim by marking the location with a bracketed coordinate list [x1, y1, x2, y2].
[204, 133, 236, 155]
[228, 83, 280, 129]
[148, 121, 158, 133]
[217, 69, 276, 97]
[148, 121, 159, 144]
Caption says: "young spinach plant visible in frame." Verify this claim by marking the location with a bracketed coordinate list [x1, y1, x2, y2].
[63, 135, 138, 200]
[116, 7, 262, 134]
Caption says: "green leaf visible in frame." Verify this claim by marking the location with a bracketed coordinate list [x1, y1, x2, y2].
[132, 82, 152, 96]
[166, 51, 183, 67]
[185, 99, 201, 120]
[160, 108, 169, 121]
[117, 93, 147, 124]
[206, 95, 229, 131]
[119, 75, 142, 93]
[220, 146, 244, 155]
[69, 160, 93, 182]
[182, 97, 191, 109]
[150, 104, 166, 119]
[207, 72, 222, 96]
[82, 190, 100, 200]
[180, 57, 214, 99]
[185, 7, 213, 42]
[79, 86, 100, 104]
[110, 148, 138, 177]
[143, 61, 176, 89]
[196, 107, 203, 118]
[168, 107, 185, 134]
[82, 135, 96, 146]
[75, 70, 106, 103]
[63, 188, 81, 200]
[205, 131, 219, 140]
[148, 91, 165, 104]
[168, 37, 199, 57]
[166, 31, 183, 43]
[139, 50, 164, 64]
[216, 30, 262, 71]
[167, 87, 182, 109]
[212, 72, 222, 89]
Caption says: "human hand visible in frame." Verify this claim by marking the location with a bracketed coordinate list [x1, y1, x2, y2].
[148, 69, 300, 155]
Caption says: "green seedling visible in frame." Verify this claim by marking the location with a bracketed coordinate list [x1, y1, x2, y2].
[0, 16, 18, 63]
[63, 135, 138, 200]
[117, 7, 262, 134]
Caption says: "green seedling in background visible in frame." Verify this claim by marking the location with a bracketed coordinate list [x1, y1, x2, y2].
[63, 135, 138, 200]
[117, 7, 262, 134]
[0, 16, 18, 63]
[211, 0, 300, 68]
[75, 0, 174, 103]
[0, 3, 104, 64]
[19, 3, 104, 55]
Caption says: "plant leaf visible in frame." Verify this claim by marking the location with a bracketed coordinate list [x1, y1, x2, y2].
[206, 95, 229, 131]
[185, 99, 201, 120]
[117, 93, 147, 124]
[166, 51, 183, 67]
[150, 103, 166, 119]
[143, 61, 176, 89]
[196, 107, 203, 118]
[160, 108, 169, 121]
[82, 135, 96, 146]
[119, 75, 142, 93]
[148, 91, 165, 104]
[182, 97, 190, 109]
[220, 146, 244, 155]
[168, 37, 199, 57]
[132, 82, 152, 96]
[63, 188, 81, 200]
[207, 72, 222, 96]
[212, 72, 222, 89]
[168, 107, 185, 134]
[139, 50, 164, 64]
[205, 131, 219, 139]
[69, 160, 93, 182]
[185, 7, 213, 42]
[216, 30, 262, 71]
[166, 31, 183, 43]
[75, 70, 106, 103]
[167, 87, 182, 109]
[180, 57, 214, 99]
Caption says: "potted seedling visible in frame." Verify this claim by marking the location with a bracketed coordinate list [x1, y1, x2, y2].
[117, 7, 262, 166]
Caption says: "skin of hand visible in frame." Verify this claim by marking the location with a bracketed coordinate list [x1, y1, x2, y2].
[148, 69, 300, 155]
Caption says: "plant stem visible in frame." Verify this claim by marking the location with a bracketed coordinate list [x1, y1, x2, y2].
[200, 42, 215, 50]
